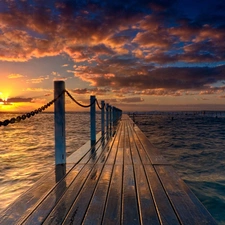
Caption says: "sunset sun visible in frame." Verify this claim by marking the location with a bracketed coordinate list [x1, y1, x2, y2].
[0, 92, 16, 111]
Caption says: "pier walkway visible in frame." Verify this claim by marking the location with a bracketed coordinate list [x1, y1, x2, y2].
[0, 115, 216, 224]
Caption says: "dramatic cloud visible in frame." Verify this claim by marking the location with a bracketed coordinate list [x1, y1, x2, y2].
[6, 97, 33, 103]
[74, 64, 225, 92]
[0, 0, 225, 110]
[1, 0, 224, 64]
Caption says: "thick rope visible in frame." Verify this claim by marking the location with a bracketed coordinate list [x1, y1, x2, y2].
[96, 99, 104, 110]
[65, 90, 95, 108]
[0, 90, 65, 127]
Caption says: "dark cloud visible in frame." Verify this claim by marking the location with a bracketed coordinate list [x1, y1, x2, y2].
[1, 0, 224, 64]
[1, 97, 33, 103]
[71, 87, 110, 95]
[72, 88, 90, 95]
[120, 97, 144, 103]
[83, 65, 225, 91]
[0, 0, 225, 103]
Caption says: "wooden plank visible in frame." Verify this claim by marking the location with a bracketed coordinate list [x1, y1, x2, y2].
[0, 164, 73, 225]
[81, 137, 106, 165]
[89, 124, 120, 165]
[127, 117, 177, 225]
[129, 125, 151, 165]
[104, 140, 118, 165]
[67, 132, 102, 164]
[102, 165, 123, 225]
[155, 165, 217, 225]
[43, 165, 93, 224]
[123, 121, 132, 165]
[22, 164, 84, 224]
[127, 122, 142, 165]
[133, 124, 169, 165]
[105, 123, 121, 165]
[115, 147, 124, 165]
[62, 164, 105, 225]
[86, 147, 100, 164]
[125, 117, 160, 224]
[82, 164, 113, 224]
[122, 165, 140, 225]
[114, 122, 124, 165]
[144, 164, 180, 225]
[134, 164, 160, 225]
[86, 133, 109, 165]
[43, 136, 113, 225]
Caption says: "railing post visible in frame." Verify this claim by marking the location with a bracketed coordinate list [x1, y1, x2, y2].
[54, 81, 66, 165]
[90, 95, 96, 146]
[115, 107, 118, 124]
[112, 106, 115, 127]
[101, 100, 105, 137]
[109, 105, 112, 136]
[106, 103, 109, 137]
[54, 81, 66, 182]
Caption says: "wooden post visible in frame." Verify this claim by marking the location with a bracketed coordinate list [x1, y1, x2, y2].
[115, 107, 118, 124]
[106, 103, 109, 137]
[90, 95, 96, 146]
[112, 106, 115, 127]
[54, 81, 66, 165]
[101, 100, 105, 137]
[109, 105, 112, 136]
[54, 81, 66, 182]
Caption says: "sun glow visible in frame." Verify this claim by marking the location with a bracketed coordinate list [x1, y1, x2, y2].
[0, 103, 15, 111]
[0, 92, 9, 103]
[0, 92, 14, 111]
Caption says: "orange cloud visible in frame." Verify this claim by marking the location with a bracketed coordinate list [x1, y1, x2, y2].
[27, 76, 49, 84]
[194, 25, 225, 43]
[25, 88, 52, 92]
[133, 29, 173, 48]
[8, 73, 24, 79]
[0, 0, 225, 111]
[169, 26, 198, 42]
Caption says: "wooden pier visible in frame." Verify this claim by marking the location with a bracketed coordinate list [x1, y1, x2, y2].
[0, 115, 217, 225]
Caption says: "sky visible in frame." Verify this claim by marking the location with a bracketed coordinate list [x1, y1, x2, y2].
[0, 0, 225, 112]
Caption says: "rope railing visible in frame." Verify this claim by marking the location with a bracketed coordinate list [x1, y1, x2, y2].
[65, 90, 96, 108]
[54, 82, 122, 169]
[0, 89, 103, 127]
[0, 90, 65, 127]
[96, 99, 104, 110]
[1, 81, 122, 178]
[65, 89, 104, 111]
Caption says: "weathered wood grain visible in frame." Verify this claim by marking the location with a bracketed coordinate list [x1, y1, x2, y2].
[102, 165, 123, 225]
[82, 164, 113, 224]
[155, 165, 217, 225]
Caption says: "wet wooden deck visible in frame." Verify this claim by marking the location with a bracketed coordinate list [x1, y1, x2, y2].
[0, 115, 217, 224]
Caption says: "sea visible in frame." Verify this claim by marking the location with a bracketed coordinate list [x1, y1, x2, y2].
[0, 111, 225, 224]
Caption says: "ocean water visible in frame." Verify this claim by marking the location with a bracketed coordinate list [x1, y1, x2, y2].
[0, 112, 101, 213]
[0, 111, 225, 224]
[133, 112, 225, 225]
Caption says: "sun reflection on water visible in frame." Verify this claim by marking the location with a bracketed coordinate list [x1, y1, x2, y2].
[0, 112, 101, 212]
